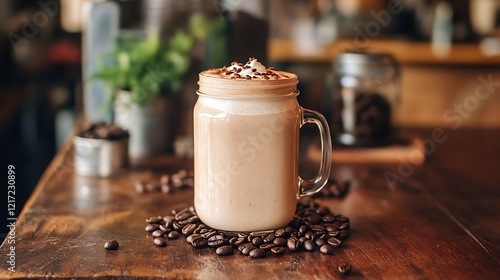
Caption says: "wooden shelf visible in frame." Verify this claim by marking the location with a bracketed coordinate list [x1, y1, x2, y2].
[268, 39, 500, 65]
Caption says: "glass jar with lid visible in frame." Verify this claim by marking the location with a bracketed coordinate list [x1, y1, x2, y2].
[329, 51, 401, 147]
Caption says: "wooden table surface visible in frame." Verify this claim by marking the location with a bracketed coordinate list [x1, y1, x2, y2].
[1, 128, 499, 279]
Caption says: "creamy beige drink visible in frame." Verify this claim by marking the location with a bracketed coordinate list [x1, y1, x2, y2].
[194, 58, 331, 232]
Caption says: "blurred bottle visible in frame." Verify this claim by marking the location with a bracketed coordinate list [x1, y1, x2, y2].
[82, 1, 120, 122]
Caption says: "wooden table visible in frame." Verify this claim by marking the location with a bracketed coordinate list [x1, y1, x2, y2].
[1, 128, 499, 279]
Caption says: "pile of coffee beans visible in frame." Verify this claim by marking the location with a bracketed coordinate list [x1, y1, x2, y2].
[331, 92, 392, 147]
[135, 169, 194, 194]
[78, 122, 129, 140]
[144, 199, 350, 261]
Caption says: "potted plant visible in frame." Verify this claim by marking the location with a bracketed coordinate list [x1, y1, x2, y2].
[92, 14, 217, 157]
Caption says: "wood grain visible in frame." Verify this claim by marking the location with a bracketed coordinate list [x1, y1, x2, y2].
[1, 128, 499, 279]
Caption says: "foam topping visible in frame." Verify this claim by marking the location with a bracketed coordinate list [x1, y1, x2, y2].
[211, 57, 292, 80]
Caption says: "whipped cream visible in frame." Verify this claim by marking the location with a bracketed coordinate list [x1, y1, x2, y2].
[212, 57, 291, 80]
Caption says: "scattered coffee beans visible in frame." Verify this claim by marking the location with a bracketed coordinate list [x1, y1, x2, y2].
[135, 170, 194, 194]
[143, 199, 351, 261]
[104, 240, 119, 250]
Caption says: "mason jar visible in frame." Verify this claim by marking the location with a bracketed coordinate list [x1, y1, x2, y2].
[329, 51, 401, 147]
[193, 66, 332, 232]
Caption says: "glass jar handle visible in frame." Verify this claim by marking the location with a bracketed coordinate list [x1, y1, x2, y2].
[299, 108, 332, 197]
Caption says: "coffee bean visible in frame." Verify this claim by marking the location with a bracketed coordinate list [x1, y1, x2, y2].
[305, 231, 316, 241]
[208, 235, 228, 248]
[160, 174, 170, 185]
[271, 247, 285, 255]
[154, 237, 167, 247]
[163, 216, 174, 228]
[161, 184, 172, 194]
[182, 224, 197, 236]
[238, 243, 252, 251]
[190, 235, 207, 248]
[159, 224, 171, 234]
[322, 215, 336, 223]
[186, 234, 202, 244]
[338, 263, 352, 274]
[178, 219, 191, 226]
[104, 240, 119, 250]
[335, 215, 350, 222]
[338, 223, 350, 230]
[327, 237, 342, 248]
[145, 182, 159, 192]
[260, 243, 276, 251]
[320, 244, 334, 255]
[238, 232, 249, 239]
[298, 225, 307, 235]
[241, 244, 257, 255]
[311, 225, 326, 232]
[188, 216, 200, 224]
[145, 224, 159, 232]
[146, 216, 163, 224]
[249, 248, 266, 258]
[167, 231, 179, 239]
[316, 206, 330, 215]
[171, 174, 184, 188]
[275, 228, 286, 237]
[287, 237, 300, 251]
[230, 237, 245, 247]
[134, 181, 145, 193]
[176, 212, 194, 221]
[172, 207, 188, 216]
[299, 236, 308, 246]
[263, 233, 275, 243]
[315, 239, 326, 247]
[340, 230, 350, 239]
[304, 240, 316, 251]
[203, 231, 217, 239]
[326, 225, 339, 232]
[252, 237, 264, 247]
[318, 233, 328, 240]
[328, 231, 340, 238]
[333, 221, 344, 228]
[152, 230, 164, 237]
[247, 234, 256, 242]
[306, 214, 322, 224]
[273, 237, 287, 247]
[288, 218, 301, 229]
[172, 221, 182, 231]
[216, 245, 234, 256]
[183, 177, 194, 188]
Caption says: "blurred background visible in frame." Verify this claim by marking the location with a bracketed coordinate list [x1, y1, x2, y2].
[0, 0, 499, 240]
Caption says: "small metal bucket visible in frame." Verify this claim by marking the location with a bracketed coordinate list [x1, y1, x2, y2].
[73, 135, 129, 177]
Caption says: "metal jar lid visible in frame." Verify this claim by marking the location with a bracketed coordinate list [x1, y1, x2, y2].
[334, 51, 398, 78]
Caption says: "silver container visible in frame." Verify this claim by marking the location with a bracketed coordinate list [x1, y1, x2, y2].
[73, 135, 129, 177]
